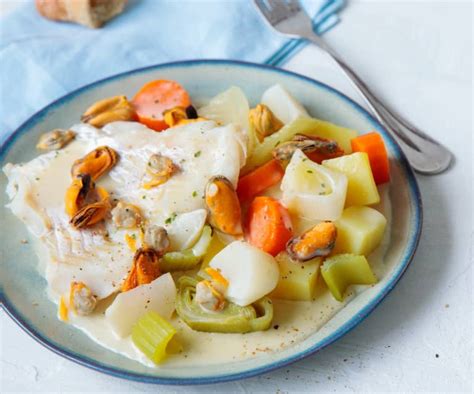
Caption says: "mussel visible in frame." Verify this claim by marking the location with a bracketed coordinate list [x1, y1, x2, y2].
[71, 146, 118, 181]
[64, 174, 93, 217]
[273, 134, 343, 163]
[248, 104, 284, 142]
[69, 199, 110, 229]
[286, 221, 337, 261]
[36, 129, 76, 151]
[121, 248, 161, 292]
[81, 95, 136, 128]
[205, 176, 242, 235]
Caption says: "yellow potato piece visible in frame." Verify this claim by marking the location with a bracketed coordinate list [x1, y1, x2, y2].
[323, 152, 379, 207]
[321, 254, 377, 301]
[243, 117, 357, 174]
[333, 206, 387, 256]
[271, 252, 321, 301]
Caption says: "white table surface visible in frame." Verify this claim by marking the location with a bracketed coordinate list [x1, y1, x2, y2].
[1, 1, 472, 393]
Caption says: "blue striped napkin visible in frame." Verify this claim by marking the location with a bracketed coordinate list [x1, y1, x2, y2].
[0, 0, 345, 141]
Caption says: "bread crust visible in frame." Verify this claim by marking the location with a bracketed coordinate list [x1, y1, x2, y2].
[35, 0, 127, 28]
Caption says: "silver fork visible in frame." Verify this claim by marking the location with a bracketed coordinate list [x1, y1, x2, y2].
[255, 0, 453, 174]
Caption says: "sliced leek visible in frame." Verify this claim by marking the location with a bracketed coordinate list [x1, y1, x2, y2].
[175, 276, 273, 333]
[161, 225, 213, 272]
[131, 311, 180, 364]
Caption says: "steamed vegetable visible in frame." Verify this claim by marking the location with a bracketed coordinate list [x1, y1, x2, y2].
[131, 311, 180, 364]
[132, 80, 191, 131]
[161, 225, 213, 272]
[237, 159, 284, 202]
[321, 254, 377, 301]
[351, 132, 390, 184]
[246, 196, 292, 256]
[281, 149, 348, 221]
[271, 252, 321, 301]
[209, 241, 280, 306]
[199, 232, 226, 272]
[243, 117, 358, 173]
[333, 206, 387, 256]
[166, 209, 207, 251]
[261, 84, 309, 124]
[105, 273, 176, 338]
[323, 152, 380, 206]
[198, 86, 255, 155]
[175, 276, 273, 333]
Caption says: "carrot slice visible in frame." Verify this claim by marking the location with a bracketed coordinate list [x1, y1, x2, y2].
[246, 196, 292, 256]
[132, 80, 191, 131]
[351, 132, 390, 184]
[237, 159, 284, 202]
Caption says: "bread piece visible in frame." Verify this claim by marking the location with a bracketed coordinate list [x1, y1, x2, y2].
[35, 0, 127, 28]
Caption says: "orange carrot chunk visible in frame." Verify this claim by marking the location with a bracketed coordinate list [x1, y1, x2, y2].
[246, 196, 292, 257]
[351, 132, 390, 184]
[237, 159, 284, 202]
[132, 80, 191, 131]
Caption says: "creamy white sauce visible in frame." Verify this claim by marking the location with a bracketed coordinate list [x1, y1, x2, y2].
[3, 121, 392, 368]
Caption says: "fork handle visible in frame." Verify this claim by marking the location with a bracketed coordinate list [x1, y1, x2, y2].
[304, 34, 453, 174]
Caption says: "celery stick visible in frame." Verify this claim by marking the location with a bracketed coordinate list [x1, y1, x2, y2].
[321, 254, 377, 301]
[131, 311, 179, 364]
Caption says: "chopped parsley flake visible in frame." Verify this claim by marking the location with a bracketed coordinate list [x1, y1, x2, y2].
[142, 195, 146, 199]
[194, 150, 202, 158]
[165, 212, 178, 225]
[306, 170, 313, 174]
[192, 191, 198, 197]
[274, 140, 281, 147]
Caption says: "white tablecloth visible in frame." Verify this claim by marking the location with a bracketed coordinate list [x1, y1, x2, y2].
[1, 1, 472, 392]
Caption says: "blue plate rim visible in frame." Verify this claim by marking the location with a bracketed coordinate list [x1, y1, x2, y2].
[0, 59, 423, 385]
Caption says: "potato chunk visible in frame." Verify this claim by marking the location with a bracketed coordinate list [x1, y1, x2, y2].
[321, 254, 377, 301]
[209, 241, 279, 306]
[323, 152, 380, 206]
[261, 84, 309, 125]
[271, 252, 321, 301]
[105, 273, 176, 338]
[333, 206, 387, 255]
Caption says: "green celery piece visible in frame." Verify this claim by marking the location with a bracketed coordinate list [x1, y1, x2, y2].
[175, 276, 273, 333]
[321, 254, 377, 301]
[131, 311, 178, 364]
[161, 226, 213, 272]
